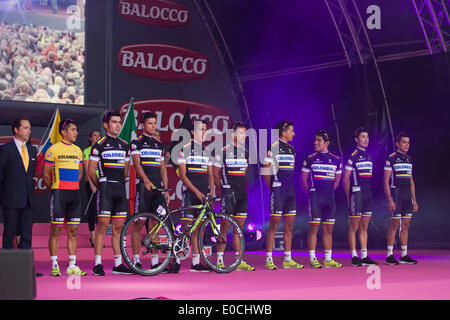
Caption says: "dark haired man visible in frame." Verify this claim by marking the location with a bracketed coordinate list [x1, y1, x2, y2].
[343, 128, 377, 266]
[43, 119, 85, 276]
[301, 130, 342, 268]
[384, 132, 419, 265]
[0, 118, 36, 252]
[130, 112, 169, 269]
[213, 122, 255, 271]
[88, 111, 133, 275]
[263, 121, 303, 270]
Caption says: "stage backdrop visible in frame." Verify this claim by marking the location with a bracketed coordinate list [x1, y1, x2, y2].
[0, 0, 245, 223]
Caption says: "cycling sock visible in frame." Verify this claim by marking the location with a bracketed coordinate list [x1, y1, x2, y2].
[265, 252, 273, 263]
[114, 255, 122, 267]
[51, 256, 58, 268]
[351, 250, 358, 258]
[217, 252, 224, 263]
[151, 254, 158, 265]
[133, 255, 141, 264]
[324, 250, 332, 262]
[68, 255, 76, 268]
[284, 251, 292, 262]
[401, 246, 408, 257]
[361, 248, 368, 259]
[309, 250, 316, 262]
[95, 255, 102, 266]
[387, 246, 394, 257]
[192, 254, 200, 265]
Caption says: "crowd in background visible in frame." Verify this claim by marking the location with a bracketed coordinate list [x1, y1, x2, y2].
[0, 22, 85, 104]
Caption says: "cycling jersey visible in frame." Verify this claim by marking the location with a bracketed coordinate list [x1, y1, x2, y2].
[90, 135, 130, 183]
[213, 143, 249, 190]
[345, 147, 373, 188]
[264, 140, 296, 187]
[384, 151, 413, 189]
[130, 134, 165, 187]
[44, 139, 83, 190]
[177, 139, 212, 193]
[302, 152, 342, 194]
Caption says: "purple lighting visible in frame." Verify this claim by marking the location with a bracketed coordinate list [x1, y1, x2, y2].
[247, 222, 256, 232]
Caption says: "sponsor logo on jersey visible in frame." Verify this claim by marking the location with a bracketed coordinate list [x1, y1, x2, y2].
[311, 164, 337, 173]
[393, 163, 412, 171]
[225, 159, 248, 167]
[356, 161, 373, 170]
[186, 155, 210, 164]
[140, 148, 162, 157]
[57, 154, 79, 160]
[276, 155, 295, 162]
[102, 150, 127, 160]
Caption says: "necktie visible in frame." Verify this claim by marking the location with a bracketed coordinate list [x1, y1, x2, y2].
[22, 143, 29, 172]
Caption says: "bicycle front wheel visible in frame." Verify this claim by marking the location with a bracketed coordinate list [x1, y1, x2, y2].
[120, 212, 174, 276]
[198, 213, 245, 273]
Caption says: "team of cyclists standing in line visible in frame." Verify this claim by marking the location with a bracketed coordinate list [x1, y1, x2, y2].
[43, 110, 419, 276]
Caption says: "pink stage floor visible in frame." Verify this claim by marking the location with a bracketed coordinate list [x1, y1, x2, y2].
[33, 247, 450, 300]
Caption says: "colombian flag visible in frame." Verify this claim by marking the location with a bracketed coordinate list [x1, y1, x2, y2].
[35, 108, 61, 176]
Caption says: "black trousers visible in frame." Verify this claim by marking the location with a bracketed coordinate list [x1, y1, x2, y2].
[2, 205, 33, 249]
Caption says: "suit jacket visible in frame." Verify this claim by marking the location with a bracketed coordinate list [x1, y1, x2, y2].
[0, 140, 37, 208]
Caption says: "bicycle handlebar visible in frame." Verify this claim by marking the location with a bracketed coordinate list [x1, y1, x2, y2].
[202, 191, 234, 204]
[153, 188, 233, 205]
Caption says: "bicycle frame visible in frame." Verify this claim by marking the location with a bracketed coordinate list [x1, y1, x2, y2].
[145, 191, 222, 242]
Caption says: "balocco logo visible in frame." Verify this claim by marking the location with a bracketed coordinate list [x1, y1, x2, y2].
[119, 0, 190, 27]
[119, 99, 232, 145]
[119, 44, 209, 81]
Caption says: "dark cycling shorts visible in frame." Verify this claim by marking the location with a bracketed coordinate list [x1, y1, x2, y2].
[50, 189, 81, 225]
[181, 186, 209, 222]
[349, 186, 373, 218]
[97, 181, 128, 220]
[221, 186, 248, 220]
[391, 187, 413, 220]
[308, 191, 336, 226]
[270, 184, 296, 218]
[134, 181, 166, 215]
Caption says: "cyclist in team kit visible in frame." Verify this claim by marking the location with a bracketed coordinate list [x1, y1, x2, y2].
[130, 112, 169, 269]
[172, 119, 215, 272]
[263, 121, 303, 270]
[43, 119, 86, 276]
[384, 132, 419, 265]
[342, 127, 378, 266]
[88, 111, 133, 275]
[301, 130, 343, 269]
[213, 122, 255, 271]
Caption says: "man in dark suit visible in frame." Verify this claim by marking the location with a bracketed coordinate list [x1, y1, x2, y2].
[0, 118, 36, 249]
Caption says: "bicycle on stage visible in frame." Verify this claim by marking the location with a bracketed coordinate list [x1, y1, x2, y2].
[120, 188, 245, 276]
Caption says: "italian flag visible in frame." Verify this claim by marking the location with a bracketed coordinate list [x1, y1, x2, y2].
[119, 97, 138, 215]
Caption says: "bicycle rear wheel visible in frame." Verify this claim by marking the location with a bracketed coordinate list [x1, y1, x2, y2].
[198, 213, 244, 273]
[120, 212, 174, 276]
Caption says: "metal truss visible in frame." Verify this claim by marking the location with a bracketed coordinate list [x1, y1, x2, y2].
[325, 0, 395, 149]
[192, 0, 267, 226]
[411, 0, 450, 53]
[191, 0, 252, 129]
